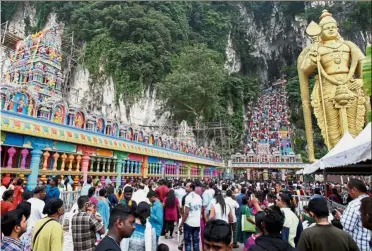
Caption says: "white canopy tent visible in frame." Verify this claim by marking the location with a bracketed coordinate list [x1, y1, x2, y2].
[299, 123, 371, 175]
[317, 123, 371, 169]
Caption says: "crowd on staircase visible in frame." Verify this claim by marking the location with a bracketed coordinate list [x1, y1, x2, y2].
[245, 80, 294, 156]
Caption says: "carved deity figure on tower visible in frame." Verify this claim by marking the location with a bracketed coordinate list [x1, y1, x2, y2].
[298, 10, 370, 162]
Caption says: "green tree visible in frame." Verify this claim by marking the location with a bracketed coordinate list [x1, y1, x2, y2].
[157, 44, 227, 125]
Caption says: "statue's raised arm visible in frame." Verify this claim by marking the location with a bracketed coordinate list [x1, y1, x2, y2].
[297, 10, 370, 163]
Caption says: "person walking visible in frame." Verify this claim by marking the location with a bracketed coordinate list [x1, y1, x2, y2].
[1, 209, 28, 251]
[225, 189, 240, 248]
[147, 190, 164, 246]
[21, 186, 47, 251]
[72, 196, 105, 251]
[276, 193, 299, 247]
[209, 189, 233, 223]
[163, 189, 179, 239]
[32, 198, 65, 251]
[46, 177, 60, 201]
[97, 188, 110, 231]
[96, 204, 136, 251]
[88, 186, 98, 206]
[80, 177, 93, 196]
[120, 186, 137, 212]
[248, 206, 296, 251]
[179, 182, 202, 251]
[298, 197, 359, 251]
[241, 196, 256, 245]
[13, 178, 24, 206]
[120, 202, 157, 251]
[1, 190, 16, 216]
[339, 179, 371, 251]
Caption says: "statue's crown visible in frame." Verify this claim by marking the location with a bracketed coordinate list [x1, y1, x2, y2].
[319, 9, 337, 27]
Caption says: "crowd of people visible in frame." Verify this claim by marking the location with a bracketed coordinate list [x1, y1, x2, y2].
[245, 84, 293, 155]
[1, 175, 372, 251]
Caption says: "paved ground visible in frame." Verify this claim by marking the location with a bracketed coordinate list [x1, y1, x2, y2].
[63, 231, 245, 251]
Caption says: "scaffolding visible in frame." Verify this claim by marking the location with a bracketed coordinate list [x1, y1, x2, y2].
[1, 21, 23, 49]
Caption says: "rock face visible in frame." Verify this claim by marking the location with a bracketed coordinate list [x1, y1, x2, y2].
[67, 67, 159, 125]
[3, 2, 371, 126]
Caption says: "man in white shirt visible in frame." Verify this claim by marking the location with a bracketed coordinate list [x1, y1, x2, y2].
[179, 182, 202, 251]
[174, 183, 186, 208]
[80, 177, 93, 196]
[20, 185, 47, 247]
[132, 183, 149, 204]
[27, 186, 47, 227]
[202, 182, 215, 218]
[225, 190, 240, 248]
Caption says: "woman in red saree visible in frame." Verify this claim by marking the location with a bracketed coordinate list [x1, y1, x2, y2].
[13, 178, 24, 206]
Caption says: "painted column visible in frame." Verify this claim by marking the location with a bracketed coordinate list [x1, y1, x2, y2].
[96, 158, 102, 172]
[52, 152, 59, 170]
[130, 161, 134, 174]
[162, 164, 166, 178]
[263, 169, 269, 180]
[102, 158, 107, 172]
[187, 165, 191, 179]
[81, 155, 90, 183]
[7, 147, 17, 168]
[200, 166, 204, 180]
[114, 159, 121, 187]
[76, 155, 82, 171]
[143, 156, 148, 178]
[68, 154, 75, 171]
[90, 156, 95, 172]
[20, 148, 29, 169]
[42, 151, 50, 170]
[61, 153, 67, 171]
[137, 162, 142, 174]
[107, 159, 112, 172]
[27, 149, 42, 190]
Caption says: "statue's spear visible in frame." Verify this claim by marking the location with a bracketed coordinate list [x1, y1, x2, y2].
[307, 21, 331, 150]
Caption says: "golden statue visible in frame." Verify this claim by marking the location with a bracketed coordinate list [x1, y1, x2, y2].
[298, 10, 370, 162]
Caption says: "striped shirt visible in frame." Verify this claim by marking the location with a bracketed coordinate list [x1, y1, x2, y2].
[341, 194, 371, 251]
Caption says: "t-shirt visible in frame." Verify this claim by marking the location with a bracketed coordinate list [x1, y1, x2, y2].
[80, 184, 92, 196]
[175, 188, 186, 208]
[211, 198, 231, 223]
[96, 236, 121, 251]
[185, 191, 202, 227]
[225, 197, 239, 223]
[202, 188, 215, 214]
[32, 217, 64, 251]
[298, 224, 359, 251]
[281, 207, 299, 247]
[27, 197, 46, 230]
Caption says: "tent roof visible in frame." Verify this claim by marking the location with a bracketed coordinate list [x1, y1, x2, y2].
[302, 132, 356, 174]
[300, 123, 371, 175]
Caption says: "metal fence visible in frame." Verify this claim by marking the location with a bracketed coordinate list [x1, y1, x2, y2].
[60, 191, 80, 212]
[293, 195, 347, 215]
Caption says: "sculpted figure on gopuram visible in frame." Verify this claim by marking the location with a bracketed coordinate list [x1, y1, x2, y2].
[298, 9, 370, 162]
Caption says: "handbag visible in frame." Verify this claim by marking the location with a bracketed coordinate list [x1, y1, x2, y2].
[241, 207, 256, 232]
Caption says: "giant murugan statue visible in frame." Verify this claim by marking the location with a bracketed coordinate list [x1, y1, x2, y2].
[298, 10, 370, 162]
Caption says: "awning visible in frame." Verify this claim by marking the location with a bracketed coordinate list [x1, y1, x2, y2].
[302, 132, 356, 174]
[317, 123, 371, 169]
[300, 123, 371, 175]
